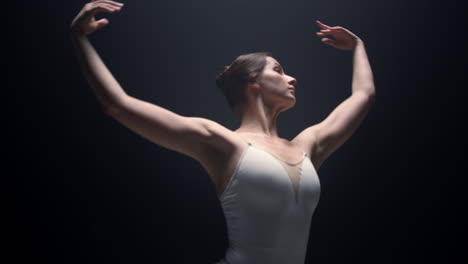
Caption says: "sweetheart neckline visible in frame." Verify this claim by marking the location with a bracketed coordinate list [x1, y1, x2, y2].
[246, 142, 307, 203]
[219, 142, 313, 201]
[247, 142, 308, 166]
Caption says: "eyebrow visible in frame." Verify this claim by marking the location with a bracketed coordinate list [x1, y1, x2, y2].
[273, 63, 283, 68]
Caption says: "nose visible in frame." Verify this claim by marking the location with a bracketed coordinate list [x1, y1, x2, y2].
[288, 76, 297, 86]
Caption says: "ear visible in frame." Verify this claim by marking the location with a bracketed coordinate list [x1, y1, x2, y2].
[246, 80, 261, 94]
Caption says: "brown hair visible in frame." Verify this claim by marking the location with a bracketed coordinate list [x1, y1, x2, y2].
[215, 51, 272, 116]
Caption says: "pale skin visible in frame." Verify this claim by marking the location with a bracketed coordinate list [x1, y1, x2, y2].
[71, 1, 376, 199]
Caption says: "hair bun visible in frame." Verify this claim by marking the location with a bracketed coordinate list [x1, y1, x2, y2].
[216, 65, 230, 77]
[215, 65, 230, 86]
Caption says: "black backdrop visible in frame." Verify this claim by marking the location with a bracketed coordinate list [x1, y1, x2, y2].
[8, 0, 465, 263]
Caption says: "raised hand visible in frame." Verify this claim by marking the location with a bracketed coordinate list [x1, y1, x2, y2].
[70, 0, 124, 36]
[315, 20, 361, 51]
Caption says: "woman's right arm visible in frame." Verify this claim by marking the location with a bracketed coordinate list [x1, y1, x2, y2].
[70, 1, 233, 161]
[70, 0, 126, 115]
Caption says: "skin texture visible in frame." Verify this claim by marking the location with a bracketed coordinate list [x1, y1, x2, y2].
[234, 56, 298, 139]
[70, 0, 124, 36]
[70, 1, 376, 196]
[315, 20, 360, 51]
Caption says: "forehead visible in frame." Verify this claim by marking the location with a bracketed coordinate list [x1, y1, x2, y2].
[266, 56, 281, 67]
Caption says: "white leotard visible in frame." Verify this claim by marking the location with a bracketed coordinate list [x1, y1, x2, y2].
[215, 139, 321, 264]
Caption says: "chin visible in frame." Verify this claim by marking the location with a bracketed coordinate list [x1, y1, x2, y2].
[280, 99, 296, 112]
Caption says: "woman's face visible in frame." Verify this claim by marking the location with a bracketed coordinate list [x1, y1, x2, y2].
[255, 56, 298, 110]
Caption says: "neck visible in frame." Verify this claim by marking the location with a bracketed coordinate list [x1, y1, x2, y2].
[235, 96, 287, 139]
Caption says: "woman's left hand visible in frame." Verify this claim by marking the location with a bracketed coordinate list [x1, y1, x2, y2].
[315, 20, 361, 50]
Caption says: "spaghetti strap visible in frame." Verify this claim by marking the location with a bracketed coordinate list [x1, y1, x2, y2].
[236, 134, 306, 165]
[237, 135, 253, 146]
[250, 143, 306, 166]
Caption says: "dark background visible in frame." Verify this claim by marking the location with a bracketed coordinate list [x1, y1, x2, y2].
[9, 0, 465, 263]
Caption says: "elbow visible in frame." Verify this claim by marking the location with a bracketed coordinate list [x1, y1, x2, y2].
[353, 84, 376, 100]
[368, 84, 376, 98]
[354, 89, 376, 103]
[102, 96, 130, 116]
[364, 87, 376, 102]
[103, 104, 123, 116]
[368, 91, 376, 102]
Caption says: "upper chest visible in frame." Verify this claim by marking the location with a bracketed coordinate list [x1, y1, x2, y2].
[240, 136, 308, 163]
[220, 142, 320, 205]
[216, 136, 317, 196]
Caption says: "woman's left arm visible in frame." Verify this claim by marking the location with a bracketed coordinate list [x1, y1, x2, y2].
[294, 21, 376, 170]
[351, 39, 376, 96]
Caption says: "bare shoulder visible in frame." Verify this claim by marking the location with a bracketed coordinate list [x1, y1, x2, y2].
[193, 117, 246, 155]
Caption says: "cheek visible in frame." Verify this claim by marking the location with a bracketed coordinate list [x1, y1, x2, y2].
[261, 75, 283, 89]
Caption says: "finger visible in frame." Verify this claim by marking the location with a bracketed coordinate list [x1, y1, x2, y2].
[316, 29, 332, 36]
[316, 32, 330, 36]
[94, 2, 121, 12]
[95, 18, 110, 30]
[316, 20, 331, 29]
[95, 3, 119, 12]
[90, 0, 123, 11]
[92, 0, 120, 3]
[88, 4, 119, 16]
[95, 0, 124, 7]
[100, 3, 122, 11]
[321, 38, 337, 47]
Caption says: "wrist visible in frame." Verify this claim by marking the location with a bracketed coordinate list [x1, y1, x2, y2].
[69, 26, 87, 38]
[352, 38, 364, 51]
[69, 30, 87, 42]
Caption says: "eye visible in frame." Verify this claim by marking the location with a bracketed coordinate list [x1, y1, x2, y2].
[274, 67, 282, 73]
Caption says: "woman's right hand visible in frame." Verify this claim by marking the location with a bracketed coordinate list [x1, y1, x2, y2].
[70, 0, 124, 36]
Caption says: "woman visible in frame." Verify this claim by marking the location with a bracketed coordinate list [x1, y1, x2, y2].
[70, 1, 376, 263]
